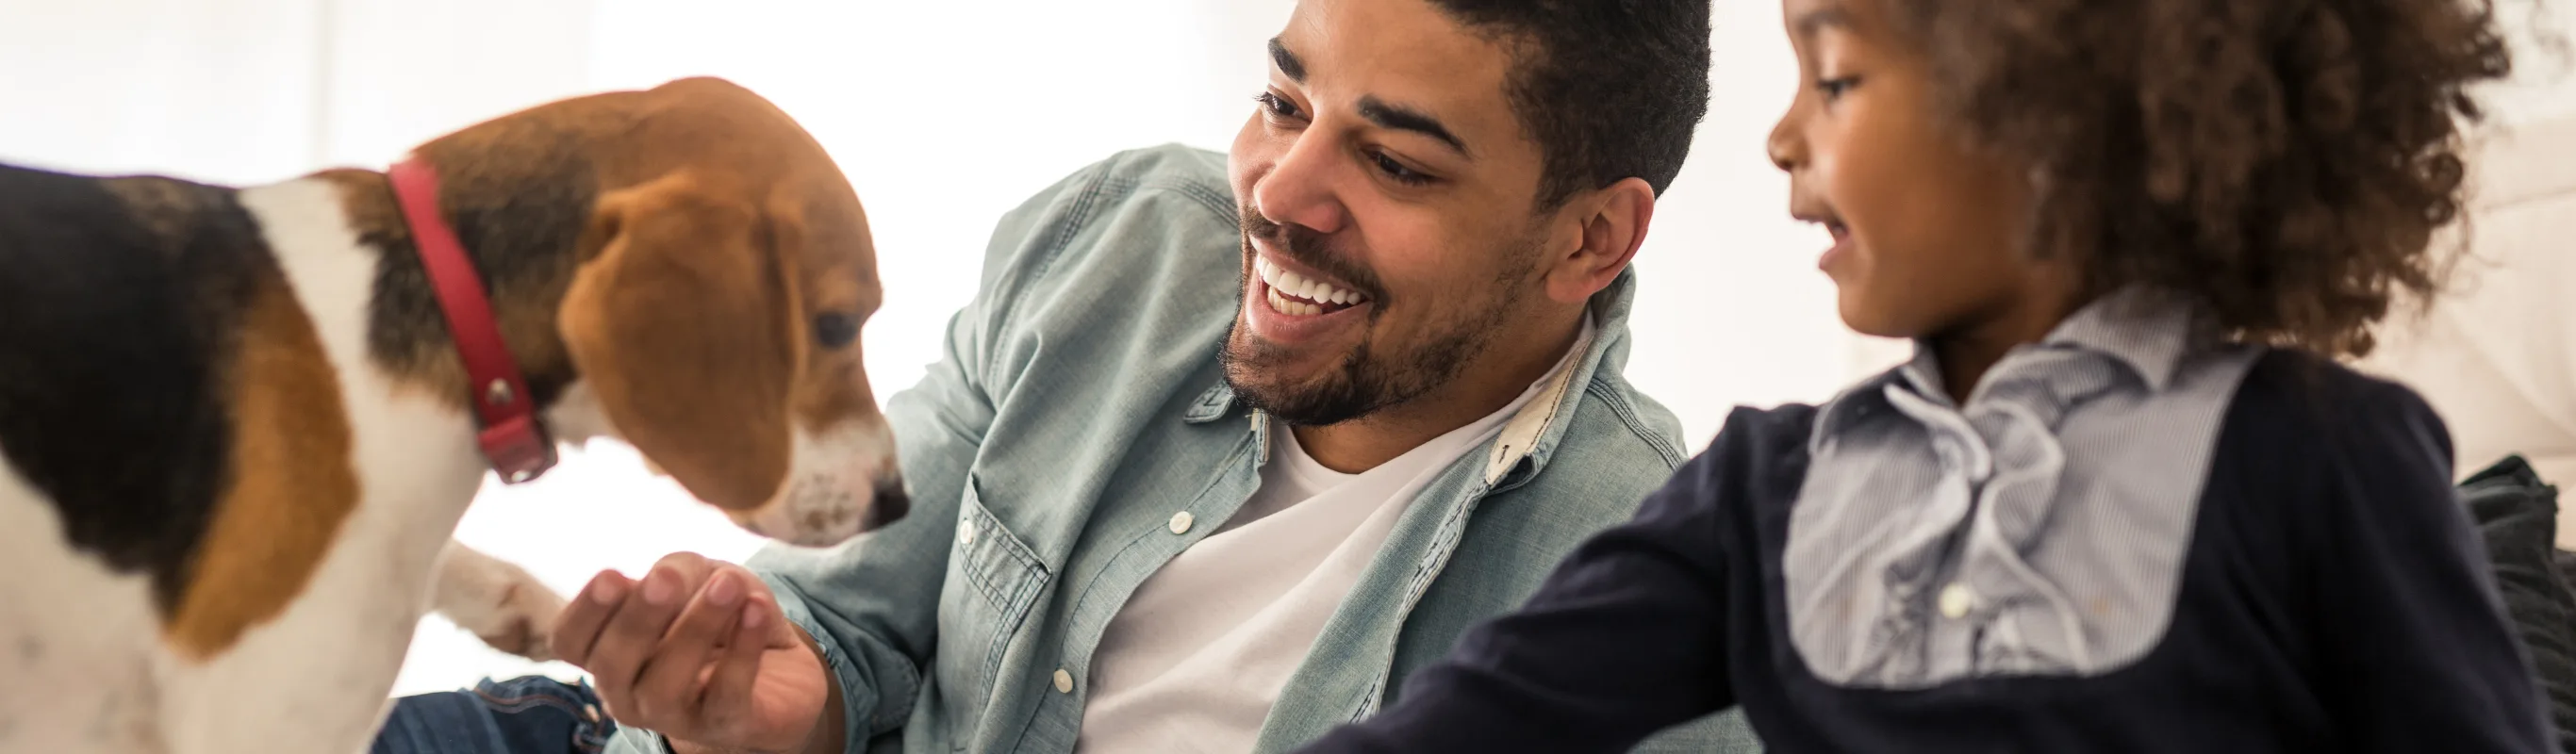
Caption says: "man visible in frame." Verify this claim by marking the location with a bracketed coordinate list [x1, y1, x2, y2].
[381, 0, 1754, 751]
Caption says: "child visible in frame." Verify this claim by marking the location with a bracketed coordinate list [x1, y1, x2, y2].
[1295, 0, 2551, 751]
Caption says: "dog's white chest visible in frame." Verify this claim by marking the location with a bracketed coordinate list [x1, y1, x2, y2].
[0, 463, 165, 752]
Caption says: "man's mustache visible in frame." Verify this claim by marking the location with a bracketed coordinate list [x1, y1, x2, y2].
[1238, 205, 1387, 302]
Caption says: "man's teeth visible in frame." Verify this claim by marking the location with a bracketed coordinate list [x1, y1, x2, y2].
[1255, 256, 1369, 316]
[1266, 287, 1321, 316]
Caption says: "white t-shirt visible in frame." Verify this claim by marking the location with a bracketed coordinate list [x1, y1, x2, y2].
[1073, 320, 1591, 753]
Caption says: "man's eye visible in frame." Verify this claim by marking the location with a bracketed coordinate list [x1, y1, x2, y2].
[1371, 151, 1432, 186]
[1255, 91, 1304, 120]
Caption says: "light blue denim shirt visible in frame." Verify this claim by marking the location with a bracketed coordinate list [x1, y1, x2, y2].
[609, 145, 1759, 754]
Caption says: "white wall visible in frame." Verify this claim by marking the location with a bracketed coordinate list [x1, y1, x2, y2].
[2494, 0, 2576, 125]
[0, 0, 325, 183]
[0, 0, 2566, 697]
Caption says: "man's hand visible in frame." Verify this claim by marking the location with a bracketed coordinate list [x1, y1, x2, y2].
[552, 552, 846, 754]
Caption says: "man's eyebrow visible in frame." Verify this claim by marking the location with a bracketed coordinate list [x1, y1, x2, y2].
[1357, 96, 1469, 158]
[1269, 37, 1306, 83]
[1792, 7, 1853, 39]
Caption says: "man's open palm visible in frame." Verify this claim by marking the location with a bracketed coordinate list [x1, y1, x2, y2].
[550, 553, 834, 754]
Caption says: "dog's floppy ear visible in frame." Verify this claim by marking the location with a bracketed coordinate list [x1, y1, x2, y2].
[561, 171, 800, 510]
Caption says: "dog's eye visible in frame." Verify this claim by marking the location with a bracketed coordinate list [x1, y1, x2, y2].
[812, 313, 860, 349]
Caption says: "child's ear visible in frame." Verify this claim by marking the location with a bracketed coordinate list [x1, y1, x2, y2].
[1544, 176, 1657, 304]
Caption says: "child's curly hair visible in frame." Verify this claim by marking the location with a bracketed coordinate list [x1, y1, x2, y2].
[1891, 0, 2520, 357]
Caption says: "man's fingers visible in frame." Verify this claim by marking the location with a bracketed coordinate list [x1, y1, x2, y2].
[552, 570, 631, 667]
[701, 593, 777, 735]
[584, 554, 715, 720]
[631, 568, 753, 721]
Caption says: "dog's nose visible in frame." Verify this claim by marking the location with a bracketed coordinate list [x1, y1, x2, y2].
[865, 480, 911, 530]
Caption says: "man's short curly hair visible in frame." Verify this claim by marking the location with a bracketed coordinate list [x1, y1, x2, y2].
[1427, 0, 1713, 209]
[1888, 0, 2520, 357]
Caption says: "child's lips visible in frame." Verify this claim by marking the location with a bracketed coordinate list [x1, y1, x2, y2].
[1791, 207, 1847, 239]
[1791, 205, 1850, 271]
[1818, 221, 1852, 271]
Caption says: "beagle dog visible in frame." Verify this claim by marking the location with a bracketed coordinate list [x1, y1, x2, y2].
[0, 77, 902, 753]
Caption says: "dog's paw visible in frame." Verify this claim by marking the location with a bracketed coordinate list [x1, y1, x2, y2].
[463, 578, 567, 662]
[433, 543, 570, 663]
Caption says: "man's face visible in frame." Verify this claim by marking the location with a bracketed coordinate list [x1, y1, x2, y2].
[1223, 0, 1560, 427]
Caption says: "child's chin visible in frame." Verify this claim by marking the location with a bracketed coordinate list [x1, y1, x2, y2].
[1835, 294, 1917, 341]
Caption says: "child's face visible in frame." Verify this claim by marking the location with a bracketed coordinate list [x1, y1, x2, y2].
[1767, 0, 2049, 341]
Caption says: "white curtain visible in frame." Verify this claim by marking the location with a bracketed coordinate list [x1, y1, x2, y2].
[0, 0, 2566, 697]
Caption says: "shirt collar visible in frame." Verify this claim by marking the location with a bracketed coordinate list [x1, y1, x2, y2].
[1905, 287, 2199, 398]
[2037, 287, 2198, 393]
[1815, 287, 2204, 447]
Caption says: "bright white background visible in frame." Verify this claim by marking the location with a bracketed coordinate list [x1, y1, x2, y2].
[0, 0, 2566, 697]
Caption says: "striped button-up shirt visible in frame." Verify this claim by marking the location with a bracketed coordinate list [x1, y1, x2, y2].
[1786, 288, 2258, 687]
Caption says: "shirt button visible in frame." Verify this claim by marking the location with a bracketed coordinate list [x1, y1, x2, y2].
[1938, 582, 1975, 619]
[958, 519, 978, 546]
[1168, 511, 1195, 534]
[1052, 668, 1075, 694]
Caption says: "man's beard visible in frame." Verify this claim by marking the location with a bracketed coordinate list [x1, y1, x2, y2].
[1219, 205, 1525, 428]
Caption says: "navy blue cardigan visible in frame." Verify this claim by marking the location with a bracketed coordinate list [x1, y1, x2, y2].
[1299, 352, 2552, 753]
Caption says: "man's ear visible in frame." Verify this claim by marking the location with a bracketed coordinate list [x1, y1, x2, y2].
[560, 171, 801, 510]
[1544, 176, 1657, 304]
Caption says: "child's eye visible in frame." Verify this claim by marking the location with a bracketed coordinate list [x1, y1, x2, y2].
[1368, 150, 1434, 186]
[1255, 91, 1305, 122]
[1815, 76, 1861, 103]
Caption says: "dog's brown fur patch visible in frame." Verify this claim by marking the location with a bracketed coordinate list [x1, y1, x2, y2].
[558, 172, 799, 510]
[309, 169, 583, 415]
[163, 266, 361, 659]
[99, 175, 227, 252]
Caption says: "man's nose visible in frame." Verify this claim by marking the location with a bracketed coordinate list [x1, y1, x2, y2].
[1252, 138, 1351, 236]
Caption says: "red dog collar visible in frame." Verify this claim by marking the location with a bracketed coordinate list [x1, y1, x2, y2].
[387, 158, 557, 484]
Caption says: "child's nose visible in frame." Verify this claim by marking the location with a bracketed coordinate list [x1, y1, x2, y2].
[1767, 116, 1806, 172]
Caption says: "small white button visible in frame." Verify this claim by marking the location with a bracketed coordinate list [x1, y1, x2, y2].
[1938, 582, 1974, 619]
[1168, 511, 1195, 534]
[1052, 668, 1074, 694]
[959, 519, 978, 546]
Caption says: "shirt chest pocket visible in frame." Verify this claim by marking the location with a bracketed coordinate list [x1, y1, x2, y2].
[935, 479, 1053, 715]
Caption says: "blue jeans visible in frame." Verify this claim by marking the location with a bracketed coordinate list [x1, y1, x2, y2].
[373, 676, 617, 754]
